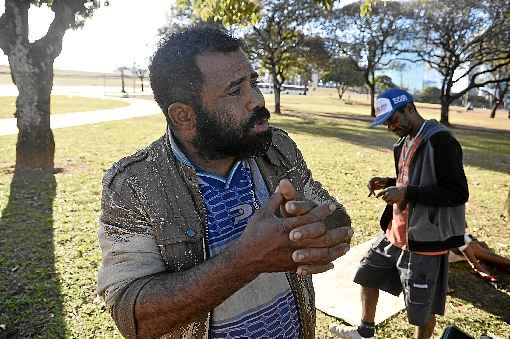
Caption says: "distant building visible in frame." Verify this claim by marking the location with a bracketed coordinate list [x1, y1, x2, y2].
[376, 60, 443, 94]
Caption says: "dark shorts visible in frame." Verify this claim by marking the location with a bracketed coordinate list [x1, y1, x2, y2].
[354, 233, 448, 326]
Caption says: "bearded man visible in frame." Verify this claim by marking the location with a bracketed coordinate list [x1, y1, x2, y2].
[97, 24, 352, 339]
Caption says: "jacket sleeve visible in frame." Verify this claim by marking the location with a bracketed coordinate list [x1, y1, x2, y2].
[97, 170, 166, 339]
[405, 132, 469, 206]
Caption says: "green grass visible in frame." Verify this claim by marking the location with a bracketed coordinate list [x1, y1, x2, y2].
[0, 95, 129, 119]
[0, 95, 509, 338]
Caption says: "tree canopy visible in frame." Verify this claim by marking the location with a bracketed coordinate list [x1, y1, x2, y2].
[322, 57, 365, 100]
[403, 0, 510, 124]
[325, 0, 407, 116]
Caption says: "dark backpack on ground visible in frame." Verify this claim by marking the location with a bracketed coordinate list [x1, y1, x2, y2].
[440, 326, 475, 339]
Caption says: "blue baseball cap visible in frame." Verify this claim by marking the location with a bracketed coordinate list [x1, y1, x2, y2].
[371, 88, 414, 127]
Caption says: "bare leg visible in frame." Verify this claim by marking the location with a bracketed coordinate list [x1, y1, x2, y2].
[462, 245, 492, 275]
[329, 287, 379, 337]
[415, 315, 435, 339]
[361, 287, 379, 322]
[471, 243, 510, 270]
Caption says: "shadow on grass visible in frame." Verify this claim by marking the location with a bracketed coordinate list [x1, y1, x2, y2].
[275, 109, 510, 175]
[448, 263, 510, 324]
[0, 169, 65, 338]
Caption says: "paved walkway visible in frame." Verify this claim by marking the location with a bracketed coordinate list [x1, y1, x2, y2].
[0, 85, 160, 136]
[313, 239, 405, 325]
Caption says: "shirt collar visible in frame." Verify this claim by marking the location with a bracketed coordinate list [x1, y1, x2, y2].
[406, 121, 426, 144]
[167, 128, 242, 185]
[415, 121, 426, 138]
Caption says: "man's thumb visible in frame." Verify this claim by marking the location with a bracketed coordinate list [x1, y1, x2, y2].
[276, 178, 296, 201]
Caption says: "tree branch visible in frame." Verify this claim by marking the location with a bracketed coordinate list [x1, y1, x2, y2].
[32, 0, 85, 60]
[452, 75, 510, 101]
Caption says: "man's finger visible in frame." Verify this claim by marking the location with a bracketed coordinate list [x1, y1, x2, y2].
[280, 204, 331, 233]
[285, 200, 318, 216]
[296, 263, 334, 276]
[293, 226, 353, 248]
[289, 221, 326, 241]
[292, 243, 350, 264]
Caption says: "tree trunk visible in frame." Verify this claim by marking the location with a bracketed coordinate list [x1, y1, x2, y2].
[270, 64, 282, 114]
[490, 100, 501, 118]
[369, 83, 375, 117]
[274, 86, 281, 114]
[9, 54, 55, 170]
[336, 85, 346, 101]
[440, 97, 450, 125]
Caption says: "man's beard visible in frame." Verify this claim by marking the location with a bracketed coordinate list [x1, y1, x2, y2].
[192, 106, 272, 160]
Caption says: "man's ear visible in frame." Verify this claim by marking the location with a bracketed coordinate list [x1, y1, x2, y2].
[406, 103, 417, 115]
[167, 103, 196, 132]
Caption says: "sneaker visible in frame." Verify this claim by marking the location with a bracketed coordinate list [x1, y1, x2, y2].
[329, 324, 375, 339]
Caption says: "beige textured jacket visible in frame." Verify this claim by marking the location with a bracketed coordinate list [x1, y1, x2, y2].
[97, 128, 349, 338]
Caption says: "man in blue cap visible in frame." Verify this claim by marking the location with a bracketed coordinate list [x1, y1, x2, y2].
[330, 88, 469, 339]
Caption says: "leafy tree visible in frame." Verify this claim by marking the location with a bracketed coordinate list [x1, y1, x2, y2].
[180, 0, 343, 26]
[251, 2, 324, 112]
[415, 86, 441, 104]
[322, 57, 364, 100]
[0, 0, 99, 170]
[326, 0, 407, 116]
[293, 36, 331, 91]
[182, 0, 378, 24]
[158, 1, 196, 37]
[178, 0, 261, 26]
[374, 74, 397, 91]
[404, 0, 510, 125]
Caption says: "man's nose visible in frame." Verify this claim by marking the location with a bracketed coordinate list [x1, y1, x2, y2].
[247, 85, 265, 112]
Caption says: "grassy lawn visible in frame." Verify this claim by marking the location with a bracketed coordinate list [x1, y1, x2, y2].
[0, 95, 129, 119]
[0, 94, 509, 338]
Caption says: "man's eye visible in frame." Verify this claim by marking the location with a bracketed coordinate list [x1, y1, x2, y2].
[228, 88, 241, 96]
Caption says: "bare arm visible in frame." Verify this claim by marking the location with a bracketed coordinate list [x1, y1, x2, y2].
[134, 240, 257, 337]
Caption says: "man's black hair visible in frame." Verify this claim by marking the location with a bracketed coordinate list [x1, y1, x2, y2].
[149, 23, 242, 123]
